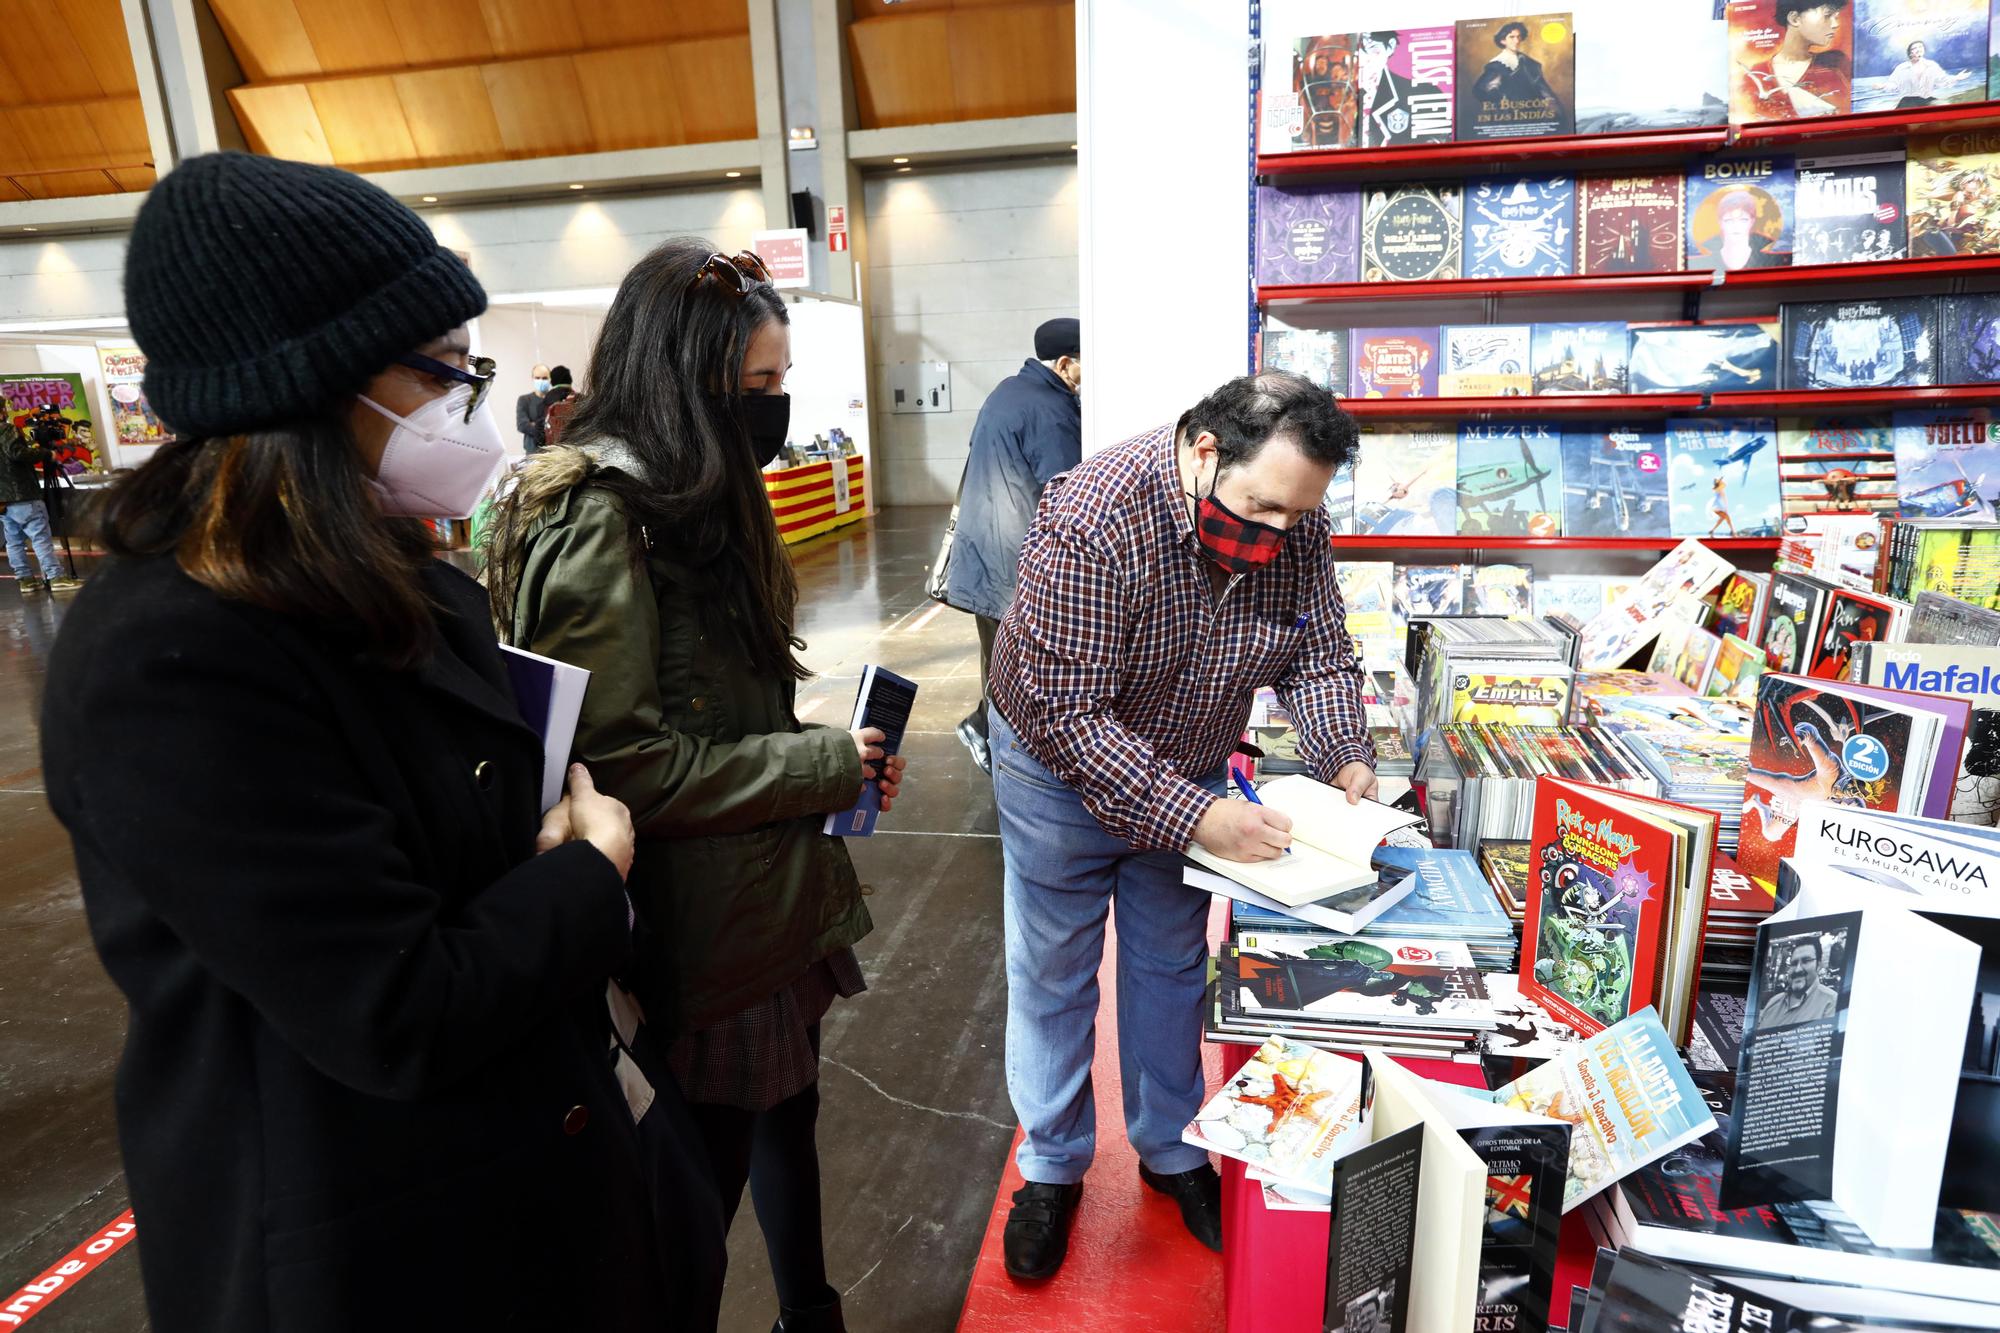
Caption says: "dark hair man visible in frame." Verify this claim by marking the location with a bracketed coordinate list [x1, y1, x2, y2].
[536, 364, 576, 448]
[986, 372, 1374, 1280]
[1760, 934, 1838, 1029]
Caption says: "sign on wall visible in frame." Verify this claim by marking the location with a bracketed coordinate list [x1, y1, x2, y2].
[751, 229, 811, 288]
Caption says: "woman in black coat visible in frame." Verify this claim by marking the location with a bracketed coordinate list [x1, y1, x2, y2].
[39, 152, 724, 1333]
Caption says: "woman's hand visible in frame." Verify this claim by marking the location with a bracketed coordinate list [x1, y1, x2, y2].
[565, 763, 635, 881]
[877, 754, 908, 812]
[852, 726, 886, 778]
[852, 727, 908, 811]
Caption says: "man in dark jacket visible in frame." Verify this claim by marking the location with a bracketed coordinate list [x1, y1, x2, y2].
[0, 418, 75, 594]
[535, 363, 576, 445]
[946, 318, 1082, 771]
[516, 362, 551, 452]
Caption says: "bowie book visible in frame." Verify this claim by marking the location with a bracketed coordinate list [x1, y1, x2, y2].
[1353, 27, 1456, 148]
[1778, 417, 1897, 518]
[1666, 417, 1783, 540]
[1457, 422, 1563, 537]
[1255, 184, 1361, 285]
[1779, 296, 1937, 391]
[1465, 176, 1575, 278]
[1851, 0, 1988, 113]
[1687, 156, 1797, 272]
[1354, 425, 1456, 534]
[1531, 322, 1629, 395]
[1262, 324, 1348, 392]
[1909, 128, 2000, 258]
[1361, 181, 1462, 282]
[1456, 14, 1575, 140]
[1728, 0, 1852, 123]
[1893, 407, 2000, 518]
[1793, 152, 1908, 265]
[1577, 173, 1687, 275]
[1441, 324, 1532, 397]
[1575, 0, 1728, 136]
[1942, 292, 2000, 384]
[1521, 776, 1718, 1043]
[1351, 327, 1442, 399]
[1260, 34, 1359, 152]
[1559, 426, 1671, 539]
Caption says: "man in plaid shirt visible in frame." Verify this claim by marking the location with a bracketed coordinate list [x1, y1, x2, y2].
[984, 371, 1373, 1280]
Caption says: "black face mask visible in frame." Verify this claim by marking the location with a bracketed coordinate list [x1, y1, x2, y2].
[721, 392, 791, 468]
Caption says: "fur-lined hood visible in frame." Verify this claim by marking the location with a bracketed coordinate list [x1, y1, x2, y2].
[480, 439, 644, 635]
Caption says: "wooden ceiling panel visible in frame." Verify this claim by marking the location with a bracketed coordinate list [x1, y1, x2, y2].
[0, 177, 30, 203]
[481, 55, 593, 159]
[475, 0, 580, 59]
[383, 0, 495, 67]
[107, 166, 155, 193]
[0, 0, 110, 102]
[574, 47, 688, 151]
[228, 81, 334, 163]
[14, 168, 118, 199]
[849, 14, 957, 129]
[57, 0, 140, 97]
[293, 0, 403, 76]
[83, 97, 148, 164]
[665, 35, 756, 144]
[10, 104, 108, 173]
[657, 0, 751, 40]
[211, 0, 324, 81]
[392, 65, 504, 164]
[308, 75, 422, 170]
[947, 4, 1074, 121]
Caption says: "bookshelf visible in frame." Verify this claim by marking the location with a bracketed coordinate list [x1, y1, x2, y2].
[1329, 534, 1781, 552]
[1339, 386, 2000, 421]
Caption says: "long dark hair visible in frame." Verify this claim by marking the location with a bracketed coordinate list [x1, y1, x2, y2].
[561, 237, 807, 681]
[98, 422, 439, 667]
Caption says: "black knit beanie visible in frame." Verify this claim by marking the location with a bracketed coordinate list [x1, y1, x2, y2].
[123, 152, 487, 439]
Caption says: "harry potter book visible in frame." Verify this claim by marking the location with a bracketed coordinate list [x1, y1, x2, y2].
[1362, 182, 1463, 282]
[1531, 322, 1630, 395]
[1687, 156, 1796, 272]
[1351, 327, 1442, 399]
[1262, 323, 1349, 392]
[1909, 128, 2000, 258]
[1256, 184, 1361, 285]
[1441, 324, 1531, 397]
[1560, 426, 1671, 539]
[1942, 291, 2000, 384]
[1728, 0, 1852, 123]
[1794, 152, 1908, 265]
[1577, 174, 1687, 275]
[1457, 422, 1563, 537]
[1465, 176, 1575, 278]
[1456, 14, 1576, 141]
[1353, 27, 1456, 148]
[1779, 296, 1937, 390]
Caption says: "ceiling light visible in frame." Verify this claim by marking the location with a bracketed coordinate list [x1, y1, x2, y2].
[725, 170, 742, 178]
[897, 166, 911, 173]
[892, 157, 909, 164]
[421, 195, 437, 203]
[567, 183, 584, 190]
[1069, 144, 1078, 151]
[21, 226, 35, 232]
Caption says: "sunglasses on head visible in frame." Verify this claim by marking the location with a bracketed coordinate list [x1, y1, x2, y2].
[690, 251, 773, 296]
[398, 352, 498, 423]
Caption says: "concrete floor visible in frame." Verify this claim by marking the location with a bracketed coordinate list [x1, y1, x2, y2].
[0, 505, 1015, 1332]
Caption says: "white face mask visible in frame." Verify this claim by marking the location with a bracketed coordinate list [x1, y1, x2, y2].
[359, 382, 507, 519]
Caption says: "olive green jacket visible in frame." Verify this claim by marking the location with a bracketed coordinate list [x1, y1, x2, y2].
[489, 445, 871, 1038]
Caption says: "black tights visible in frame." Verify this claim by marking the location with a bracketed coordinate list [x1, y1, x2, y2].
[687, 1036, 833, 1311]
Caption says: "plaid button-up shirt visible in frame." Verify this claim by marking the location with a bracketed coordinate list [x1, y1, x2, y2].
[988, 422, 1374, 852]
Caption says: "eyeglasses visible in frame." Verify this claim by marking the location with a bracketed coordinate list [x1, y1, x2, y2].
[398, 352, 498, 423]
[690, 251, 773, 297]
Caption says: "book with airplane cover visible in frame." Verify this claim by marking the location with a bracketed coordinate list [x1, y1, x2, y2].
[1630, 321, 1779, 394]
[1483, 1007, 1717, 1212]
[1457, 422, 1563, 537]
[825, 664, 918, 837]
[1687, 155, 1797, 271]
[1441, 324, 1532, 397]
[1255, 184, 1361, 285]
[1188, 775, 1425, 912]
[1396, 564, 1468, 622]
[1351, 326, 1442, 399]
[1909, 127, 2000, 258]
[1521, 777, 1719, 1043]
[1260, 324, 1348, 391]
[1354, 425, 1456, 534]
[1577, 174, 1687, 275]
[1456, 13, 1576, 140]
[1259, 34, 1359, 152]
[1780, 296, 1936, 390]
[1220, 938, 1498, 1030]
[1558, 426, 1671, 539]
[1464, 176, 1574, 278]
[1851, 0, 1988, 114]
[1803, 588, 1909, 680]
[1531, 322, 1630, 395]
[1778, 416, 1897, 518]
[1470, 564, 1533, 617]
[1353, 27, 1457, 148]
[1894, 407, 2000, 518]
[1793, 152, 1908, 265]
[1361, 182, 1463, 282]
[1728, 0, 1851, 123]
[1667, 418, 1782, 539]
[1942, 291, 2000, 385]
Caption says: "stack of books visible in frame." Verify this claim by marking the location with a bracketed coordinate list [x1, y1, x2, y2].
[1407, 616, 1580, 759]
[1230, 846, 1519, 973]
[1696, 855, 1774, 991]
[1423, 722, 1656, 850]
[1619, 731, 1750, 857]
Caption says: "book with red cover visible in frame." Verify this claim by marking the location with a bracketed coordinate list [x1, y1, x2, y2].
[1521, 776, 1717, 1046]
[1576, 174, 1687, 276]
[1704, 854, 1775, 930]
[1803, 587, 1907, 681]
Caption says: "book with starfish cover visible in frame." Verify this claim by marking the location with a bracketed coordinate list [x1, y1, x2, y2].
[1182, 1035, 1367, 1192]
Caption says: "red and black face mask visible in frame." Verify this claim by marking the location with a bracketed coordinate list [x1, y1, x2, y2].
[1188, 464, 1288, 575]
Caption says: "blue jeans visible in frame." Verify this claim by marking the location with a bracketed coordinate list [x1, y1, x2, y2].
[991, 704, 1225, 1185]
[2, 500, 58, 582]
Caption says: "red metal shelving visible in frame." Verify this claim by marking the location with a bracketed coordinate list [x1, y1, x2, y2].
[1328, 534, 1781, 551]
[1344, 394, 1702, 420]
[1713, 385, 2000, 414]
[1723, 254, 2000, 289]
[1734, 101, 2000, 146]
[1257, 127, 1730, 179]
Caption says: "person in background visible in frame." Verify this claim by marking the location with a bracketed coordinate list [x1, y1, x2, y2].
[1, 414, 75, 594]
[485, 238, 906, 1333]
[536, 363, 575, 444]
[945, 317, 1082, 773]
[517, 361, 552, 452]
[40, 152, 724, 1333]
[986, 372, 1374, 1280]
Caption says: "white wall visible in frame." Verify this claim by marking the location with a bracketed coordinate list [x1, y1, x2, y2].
[473, 305, 604, 455]
[863, 159, 1079, 507]
[0, 235, 130, 324]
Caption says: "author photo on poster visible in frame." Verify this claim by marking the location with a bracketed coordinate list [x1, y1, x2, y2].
[1758, 928, 1845, 1029]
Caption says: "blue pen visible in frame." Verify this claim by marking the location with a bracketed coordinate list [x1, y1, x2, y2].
[1230, 770, 1291, 855]
[1294, 614, 1310, 630]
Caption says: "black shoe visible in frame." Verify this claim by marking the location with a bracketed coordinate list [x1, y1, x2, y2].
[772, 1285, 846, 1333]
[1140, 1162, 1223, 1253]
[1003, 1180, 1083, 1281]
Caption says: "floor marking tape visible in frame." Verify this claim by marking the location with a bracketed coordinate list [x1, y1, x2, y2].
[0, 1210, 137, 1327]
[904, 601, 948, 634]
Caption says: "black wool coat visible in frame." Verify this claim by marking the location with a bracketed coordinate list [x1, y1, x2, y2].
[41, 553, 724, 1333]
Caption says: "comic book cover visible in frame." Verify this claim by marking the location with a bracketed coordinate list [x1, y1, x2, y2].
[1255, 184, 1362, 285]
[1576, 174, 1688, 275]
[1727, 0, 1852, 123]
[1338, 560, 1400, 661]
[1534, 577, 1612, 626]
[1671, 626, 1724, 694]
[1629, 322, 1779, 394]
[1465, 176, 1575, 278]
[1667, 417, 1783, 538]
[1713, 569, 1771, 642]
[1687, 156, 1796, 272]
[1738, 674, 1919, 885]
[1760, 573, 1834, 675]
[1805, 587, 1904, 680]
[1471, 564, 1534, 616]
[1350, 327, 1442, 398]
[1458, 423, 1564, 537]
[1794, 152, 1908, 265]
[1361, 181, 1463, 282]
[1851, 0, 1988, 113]
[1464, 1121, 1572, 1333]
[1441, 324, 1533, 397]
[1456, 14, 1577, 140]
[1893, 407, 2000, 517]
[1353, 26, 1456, 148]
[1994, 0, 2000, 100]
[1779, 296, 1936, 390]
[1531, 322, 1630, 395]
[1908, 128, 2000, 257]
[1262, 324, 1348, 392]
[1707, 633, 1768, 702]
[1221, 939, 1496, 1027]
[1396, 564, 1468, 621]
[1327, 463, 1355, 534]
[1779, 416, 1898, 517]
[1259, 34, 1359, 152]
[1355, 425, 1457, 534]
[0, 373, 98, 474]
[1575, 0, 1727, 135]
[1450, 666, 1573, 727]
[1560, 426, 1671, 538]
[1181, 1036, 1367, 1188]
[1943, 292, 2000, 384]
